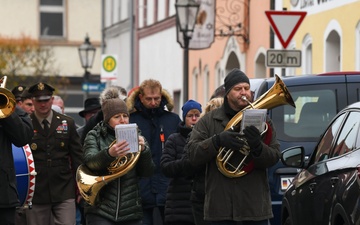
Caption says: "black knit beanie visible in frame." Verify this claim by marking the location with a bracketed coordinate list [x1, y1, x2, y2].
[224, 68, 250, 94]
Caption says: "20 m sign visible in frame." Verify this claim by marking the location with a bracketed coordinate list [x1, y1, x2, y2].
[266, 50, 301, 68]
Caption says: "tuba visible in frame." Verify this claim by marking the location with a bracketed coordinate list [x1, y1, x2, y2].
[0, 76, 16, 118]
[216, 74, 296, 178]
[76, 140, 141, 206]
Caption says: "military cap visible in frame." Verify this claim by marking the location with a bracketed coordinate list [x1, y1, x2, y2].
[20, 88, 32, 100]
[11, 85, 26, 102]
[28, 82, 55, 101]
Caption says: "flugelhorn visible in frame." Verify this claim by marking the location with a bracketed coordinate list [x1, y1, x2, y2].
[216, 74, 296, 178]
[0, 76, 16, 118]
[76, 140, 141, 206]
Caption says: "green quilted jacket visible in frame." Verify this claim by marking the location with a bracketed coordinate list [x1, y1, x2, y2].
[83, 122, 155, 222]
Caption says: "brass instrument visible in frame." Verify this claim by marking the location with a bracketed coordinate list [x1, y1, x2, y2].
[0, 76, 16, 118]
[216, 74, 296, 178]
[76, 140, 141, 206]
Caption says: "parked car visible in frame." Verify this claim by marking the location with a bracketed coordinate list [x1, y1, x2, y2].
[249, 71, 360, 225]
[280, 101, 360, 225]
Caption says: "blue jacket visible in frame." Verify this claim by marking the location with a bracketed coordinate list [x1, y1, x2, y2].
[126, 89, 181, 208]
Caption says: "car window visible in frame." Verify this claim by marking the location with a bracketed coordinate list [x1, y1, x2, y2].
[313, 113, 346, 163]
[331, 111, 360, 157]
[272, 87, 337, 141]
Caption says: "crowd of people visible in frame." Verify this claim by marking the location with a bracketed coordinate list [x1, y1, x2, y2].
[0, 68, 280, 225]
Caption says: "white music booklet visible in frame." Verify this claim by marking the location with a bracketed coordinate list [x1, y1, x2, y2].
[240, 109, 267, 133]
[115, 123, 138, 153]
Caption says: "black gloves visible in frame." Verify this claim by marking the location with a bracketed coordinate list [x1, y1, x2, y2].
[243, 125, 263, 156]
[213, 130, 245, 150]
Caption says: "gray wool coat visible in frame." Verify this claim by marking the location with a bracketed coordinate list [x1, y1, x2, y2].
[187, 105, 280, 222]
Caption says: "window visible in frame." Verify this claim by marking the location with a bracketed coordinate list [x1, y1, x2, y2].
[313, 113, 345, 163]
[40, 0, 65, 38]
[272, 85, 338, 141]
[332, 112, 360, 157]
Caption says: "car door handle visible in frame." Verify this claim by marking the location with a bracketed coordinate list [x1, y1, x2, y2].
[309, 182, 316, 193]
[330, 177, 339, 187]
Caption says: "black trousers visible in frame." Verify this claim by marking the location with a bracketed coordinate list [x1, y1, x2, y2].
[0, 207, 16, 225]
[191, 200, 210, 225]
[86, 213, 142, 225]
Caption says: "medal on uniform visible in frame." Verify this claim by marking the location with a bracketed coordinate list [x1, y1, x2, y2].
[31, 143, 37, 150]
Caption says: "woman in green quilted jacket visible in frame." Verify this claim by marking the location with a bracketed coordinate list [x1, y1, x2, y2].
[83, 86, 155, 225]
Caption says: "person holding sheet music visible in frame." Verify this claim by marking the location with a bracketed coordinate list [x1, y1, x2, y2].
[187, 69, 280, 225]
[83, 86, 155, 225]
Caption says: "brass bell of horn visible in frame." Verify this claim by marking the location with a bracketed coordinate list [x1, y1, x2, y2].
[0, 76, 16, 118]
[76, 140, 141, 206]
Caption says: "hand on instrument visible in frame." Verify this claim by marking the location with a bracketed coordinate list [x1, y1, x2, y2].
[215, 130, 245, 150]
[139, 135, 145, 151]
[243, 125, 262, 156]
[108, 140, 130, 157]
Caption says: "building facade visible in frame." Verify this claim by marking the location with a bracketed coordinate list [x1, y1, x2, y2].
[0, 0, 102, 125]
[283, 0, 360, 74]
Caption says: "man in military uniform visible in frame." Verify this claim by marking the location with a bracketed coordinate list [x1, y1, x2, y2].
[26, 82, 82, 225]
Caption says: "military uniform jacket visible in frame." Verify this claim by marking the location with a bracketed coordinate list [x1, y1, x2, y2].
[30, 110, 83, 203]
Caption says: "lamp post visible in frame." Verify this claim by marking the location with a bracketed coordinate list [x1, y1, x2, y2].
[78, 34, 96, 99]
[175, 0, 200, 103]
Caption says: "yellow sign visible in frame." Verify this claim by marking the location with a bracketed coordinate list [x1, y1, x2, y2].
[103, 56, 116, 72]
[101, 54, 118, 80]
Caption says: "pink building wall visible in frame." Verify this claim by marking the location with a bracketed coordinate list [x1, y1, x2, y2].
[188, 0, 271, 104]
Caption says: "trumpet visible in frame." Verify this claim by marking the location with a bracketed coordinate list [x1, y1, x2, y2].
[0, 76, 16, 118]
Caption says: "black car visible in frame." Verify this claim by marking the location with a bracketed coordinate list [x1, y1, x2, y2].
[280, 101, 360, 225]
[250, 72, 360, 225]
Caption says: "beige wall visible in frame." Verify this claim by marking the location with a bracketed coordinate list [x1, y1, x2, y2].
[0, 0, 102, 77]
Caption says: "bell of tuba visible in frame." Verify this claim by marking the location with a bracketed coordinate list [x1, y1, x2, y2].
[76, 140, 141, 206]
[0, 76, 16, 118]
[216, 74, 296, 178]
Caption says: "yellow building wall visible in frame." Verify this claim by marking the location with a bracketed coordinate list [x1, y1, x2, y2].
[286, 1, 360, 73]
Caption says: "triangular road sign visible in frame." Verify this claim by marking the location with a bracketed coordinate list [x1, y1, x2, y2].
[265, 11, 307, 49]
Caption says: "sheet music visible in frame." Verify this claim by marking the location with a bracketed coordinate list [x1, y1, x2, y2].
[115, 123, 138, 153]
[241, 109, 267, 133]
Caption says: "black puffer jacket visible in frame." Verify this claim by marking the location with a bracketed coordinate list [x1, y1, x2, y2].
[0, 106, 34, 208]
[83, 122, 155, 222]
[160, 122, 195, 224]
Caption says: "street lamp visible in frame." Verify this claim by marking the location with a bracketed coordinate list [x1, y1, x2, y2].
[175, 0, 200, 103]
[78, 34, 96, 99]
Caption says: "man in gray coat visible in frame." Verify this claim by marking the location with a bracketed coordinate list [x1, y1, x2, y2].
[187, 69, 280, 225]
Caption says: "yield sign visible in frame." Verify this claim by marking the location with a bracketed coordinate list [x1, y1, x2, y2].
[265, 11, 307, 49]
